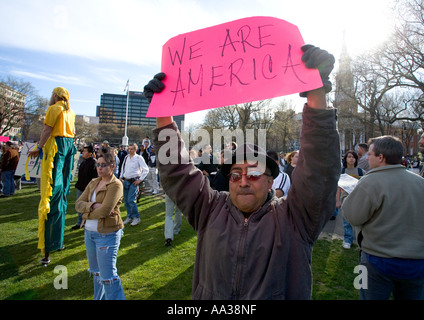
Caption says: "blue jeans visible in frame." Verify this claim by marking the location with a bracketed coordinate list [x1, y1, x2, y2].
[1, 170, 15, 196]
[342, 217, 354, 244]
[359, 251, 424, 300]
[123, 180, 139, 219]
[85, 229, 125, 300]
[164, 194, 182, 240]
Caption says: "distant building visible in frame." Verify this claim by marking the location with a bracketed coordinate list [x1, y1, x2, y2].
[334, 34, 421, 156]
[0, 83, 26, 141]
[334, 33, 364, 154]
[96, 91, 185, 132]
[76, 115, 99, 125]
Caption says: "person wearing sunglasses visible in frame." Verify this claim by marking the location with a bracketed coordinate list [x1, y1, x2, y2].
[75, 152, 125, 300]
[144, 44, 340, 300]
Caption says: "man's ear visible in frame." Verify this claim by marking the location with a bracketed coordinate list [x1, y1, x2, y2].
[268, 176, 274, 191]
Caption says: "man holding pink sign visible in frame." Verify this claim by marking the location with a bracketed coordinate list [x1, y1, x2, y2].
[145, 17, 339, 300]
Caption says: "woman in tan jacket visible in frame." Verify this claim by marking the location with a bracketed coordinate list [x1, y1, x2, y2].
[75, 152, 125, 300]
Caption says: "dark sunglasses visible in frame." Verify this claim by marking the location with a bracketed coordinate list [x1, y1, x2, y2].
[227, 171, 270, 182]
[96, 163, 111, 168]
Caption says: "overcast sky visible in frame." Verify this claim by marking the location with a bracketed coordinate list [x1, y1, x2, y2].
[0, 0, 396, 126]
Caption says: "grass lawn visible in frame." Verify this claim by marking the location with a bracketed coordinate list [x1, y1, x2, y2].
[0, 181, 360, 300]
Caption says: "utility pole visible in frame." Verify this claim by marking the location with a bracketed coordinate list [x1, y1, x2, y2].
[122, 79, 129, 146]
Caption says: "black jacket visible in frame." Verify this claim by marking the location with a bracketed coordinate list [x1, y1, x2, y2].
[75, 157, 98, 191]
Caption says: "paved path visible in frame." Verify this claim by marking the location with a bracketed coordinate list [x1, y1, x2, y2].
[319, 210, 345, 241]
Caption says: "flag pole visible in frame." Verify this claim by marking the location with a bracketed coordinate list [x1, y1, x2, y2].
[122, 80, 129, 146]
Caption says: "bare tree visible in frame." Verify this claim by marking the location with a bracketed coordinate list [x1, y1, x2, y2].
[376, 0, 424, 127]
[97, 123, 121, 145]
[1, 76, 47, 138]
[390, 0, 424, 91]
[267, 100, 300, 152]
[341, 52, 400, 140]
[201, 100, 275, 146]
[75, 118, 99, 144]
[334, 0, 424, 145]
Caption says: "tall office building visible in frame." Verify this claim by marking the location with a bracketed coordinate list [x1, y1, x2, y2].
[96, 91, 185, 132]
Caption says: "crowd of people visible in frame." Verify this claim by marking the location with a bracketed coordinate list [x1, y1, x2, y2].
[0, 141, 21, 197]
[2, 43, 424, 301]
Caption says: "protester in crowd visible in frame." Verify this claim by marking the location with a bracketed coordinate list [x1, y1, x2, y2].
[96, 146, 109, 159]
[193, 148, 202, 166]
[357, 143, 370, 172]
[119, 143, 149, 226]
[411, 155, 420, 174]
[267, 150, 291, 198]
[117, 145, 128, 178]
[278, 151, 287, 172]
[75, 152, 125, 300]
[224, 142, 237, 151]
[28, 87, 76, 266]
[147, 145, 159, 194]
[142, 136, 151, 149]
[197, 144, 219, 182]
[343, 135, 424, 300]
[144, 44, 339, 299]
[284, 150, 298, 183]
[189, 149, 198, 162]
[109, 147, 120, 178]
[72, 145, 98, 230]
[11, 143, 22, 191]
[211, 150, 231, 192]
[142, 140, 151, 165]
[401, 156, 410, 168]
[164, 193, 182, 246]
[136, 144, 143, 155]
[336, 150, 365, 249]
[0, 141, 19, 197]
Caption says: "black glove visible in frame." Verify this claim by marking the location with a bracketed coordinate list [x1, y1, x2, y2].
[299, 45, 335, 97]
[143, 72, 166, 103]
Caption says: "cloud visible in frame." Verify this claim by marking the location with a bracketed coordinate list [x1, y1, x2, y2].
[1, 0, 395, 69]
[11, 70, 87, 86]
[0, 0, 221, 67]
[1, 0, 318, 66]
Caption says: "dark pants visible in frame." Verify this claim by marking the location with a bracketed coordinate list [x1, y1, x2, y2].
[359, 251, 424, 300]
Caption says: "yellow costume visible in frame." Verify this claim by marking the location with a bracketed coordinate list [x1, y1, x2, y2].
[37, 87, 76, 254]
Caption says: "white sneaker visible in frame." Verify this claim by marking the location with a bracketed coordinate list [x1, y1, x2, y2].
[131, 218, 141, 226]
[342, 242, 351, 249]
[152, 190, 158, 194]
[123, 218, 133, 225]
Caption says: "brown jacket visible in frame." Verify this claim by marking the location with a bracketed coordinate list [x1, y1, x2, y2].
[154, 105, 340, 300]
[75, 175, 124, 233]
[0, 148, 19, 171]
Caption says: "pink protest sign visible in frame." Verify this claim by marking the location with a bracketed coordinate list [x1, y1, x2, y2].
[146, 16, 322, 117]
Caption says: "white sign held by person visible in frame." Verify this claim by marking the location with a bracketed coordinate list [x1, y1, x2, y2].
[15, 142, 41, 179]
